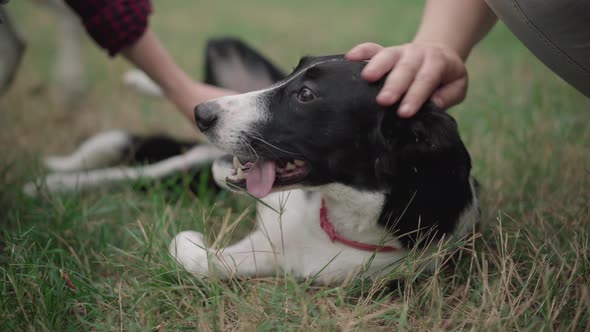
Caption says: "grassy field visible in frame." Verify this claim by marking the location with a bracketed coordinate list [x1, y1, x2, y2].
[1, 1, 589, 330]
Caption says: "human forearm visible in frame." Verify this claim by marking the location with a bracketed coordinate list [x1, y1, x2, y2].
[122, 30, 233, 123]
[67, 0, 233, 124]
[414, 0, 497, 60]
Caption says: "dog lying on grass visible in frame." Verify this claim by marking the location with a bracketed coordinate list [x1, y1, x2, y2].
[24, 39, 480, 284]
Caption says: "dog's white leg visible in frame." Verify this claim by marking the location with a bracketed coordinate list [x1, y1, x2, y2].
[169, 227, 281, 278]
[24, 166, 140, 197]
[25, 145, 225, 196]
[123, 69, 163, 97]
[168, 231, 209, 275]
[44, 130, 132, 173]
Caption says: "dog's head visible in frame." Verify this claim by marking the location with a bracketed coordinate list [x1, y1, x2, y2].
[197, 55, 471, 198]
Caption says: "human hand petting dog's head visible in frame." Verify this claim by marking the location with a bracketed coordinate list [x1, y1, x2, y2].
[346, 42, 467, 118]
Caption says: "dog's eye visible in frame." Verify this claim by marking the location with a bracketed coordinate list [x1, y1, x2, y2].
[296, 87, 316, 103]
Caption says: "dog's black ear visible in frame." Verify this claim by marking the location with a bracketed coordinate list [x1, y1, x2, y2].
[375, 104, 471, 181]
[204, 38, 286, 92]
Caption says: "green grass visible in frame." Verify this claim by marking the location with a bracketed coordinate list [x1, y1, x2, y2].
[1, 1, 589, 330]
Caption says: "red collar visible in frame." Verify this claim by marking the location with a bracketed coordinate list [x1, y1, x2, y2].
[320, 199, 398, 253]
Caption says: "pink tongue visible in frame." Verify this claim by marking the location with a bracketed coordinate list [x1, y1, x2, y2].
[246, 160, 276, 198]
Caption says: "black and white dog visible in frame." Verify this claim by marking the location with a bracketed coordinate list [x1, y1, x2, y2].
[25, 39, 479, 284]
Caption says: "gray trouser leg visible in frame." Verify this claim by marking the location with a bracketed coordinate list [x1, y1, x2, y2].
[485, 0, 590, 98]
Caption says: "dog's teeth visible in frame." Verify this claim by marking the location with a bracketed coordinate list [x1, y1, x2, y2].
[294, 160, 305, 166]
[277, 167, 285, 173]
[231, 169, 237, 176]
[234, 156, 246, 169]
[285, 162, 296, 171]
[237, 167, 246, 179]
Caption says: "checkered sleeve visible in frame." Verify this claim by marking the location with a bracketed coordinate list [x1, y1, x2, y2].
[65, 0, 153, 56]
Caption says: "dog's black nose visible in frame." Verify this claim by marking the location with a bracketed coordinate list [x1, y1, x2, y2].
[194, 102, 220, 132]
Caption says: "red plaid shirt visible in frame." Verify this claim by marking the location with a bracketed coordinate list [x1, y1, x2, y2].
[65, 0, 153, 56]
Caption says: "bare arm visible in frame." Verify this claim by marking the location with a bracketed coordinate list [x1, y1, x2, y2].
[346, 0, 497, 117]
[122, 30, 234, 124]
[414, 0, 497, 60]
[64, 0, 233, 125]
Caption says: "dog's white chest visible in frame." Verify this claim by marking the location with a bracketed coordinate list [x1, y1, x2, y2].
[256, 189, 407, 283]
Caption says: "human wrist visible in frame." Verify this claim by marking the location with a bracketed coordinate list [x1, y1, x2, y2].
[165, 78, 199, 121]
[412, 0, 496, 61]
[167, 80, 235, 123]
[412, 37, 469, 61]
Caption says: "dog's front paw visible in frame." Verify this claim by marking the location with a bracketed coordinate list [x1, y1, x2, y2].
[212, 155, 235, 190]
[169, 231, 210, 276]
[23, 173, 81, 197]
[123, 69, 163, 97]
[22, 180, 40, 197]
[44, 156, 75, 173]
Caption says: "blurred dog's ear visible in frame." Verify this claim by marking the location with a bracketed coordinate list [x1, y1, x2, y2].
[204, 38, 286, 92]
